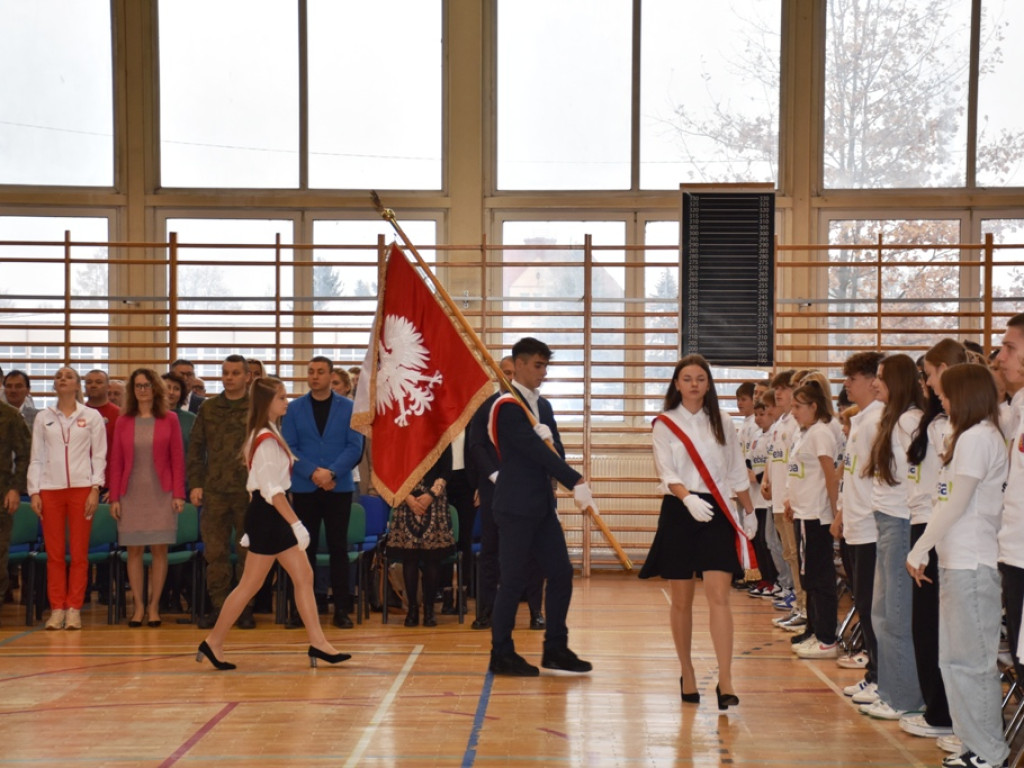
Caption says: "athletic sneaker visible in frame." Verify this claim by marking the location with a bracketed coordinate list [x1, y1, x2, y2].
[780, 613, 808, 632]
[859, 699, 905, 719]
[837, 652, 869, 669]
[899, 712, 953, 738]
[64, 607, 82, 630]
[790, 635, 817, 653]
[45, 609, 65, 631]
[941, 750, 1008, 767]
[747, 581, 772, 598]
[851, 682, 879, 705]
[937, 734, 963, 754]
[772, 610, 798, 627]
[773, 591, 796, 611]
[761, 583, 784, 599]
[796, 641, 838, 659]
[843, 679, 873, 697]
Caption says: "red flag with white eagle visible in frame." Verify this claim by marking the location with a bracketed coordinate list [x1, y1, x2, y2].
[351, 243, 492, 505]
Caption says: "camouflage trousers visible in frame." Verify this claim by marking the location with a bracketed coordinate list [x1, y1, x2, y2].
[200, 491, 250, 608]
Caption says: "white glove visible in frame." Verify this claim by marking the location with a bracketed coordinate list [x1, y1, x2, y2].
[291, 521, 310, 551]
[573, 482, 596, 511]
[682, 494, 714, 523]
[742, 514, 758, 539]
[533, 423, 553, 442]
[239, 533, 251, 549]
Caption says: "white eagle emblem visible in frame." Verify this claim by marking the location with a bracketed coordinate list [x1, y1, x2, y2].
[376, 314, 443, 427]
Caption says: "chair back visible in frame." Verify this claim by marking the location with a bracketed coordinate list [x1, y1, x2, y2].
[176, 503, 200, 546]
[359, 494, 389, 538]
[348, 502, 366, 551]
[11, 501, 40, 547]
[449, 504, 459, 542]
[89, 504, 119, 548]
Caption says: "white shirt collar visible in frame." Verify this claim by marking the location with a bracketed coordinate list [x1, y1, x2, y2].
[510, 380, 541, 419]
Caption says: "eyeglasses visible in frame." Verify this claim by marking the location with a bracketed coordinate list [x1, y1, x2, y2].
[134, 382, 153, 390]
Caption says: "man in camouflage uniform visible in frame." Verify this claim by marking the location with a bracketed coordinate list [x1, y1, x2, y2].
[0, 398, 31, 625]
[187, 355, 253, 629]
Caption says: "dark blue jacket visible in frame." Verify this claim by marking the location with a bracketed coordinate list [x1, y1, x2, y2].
[490, 393, 581, 519]
[281, 392, 363, 494]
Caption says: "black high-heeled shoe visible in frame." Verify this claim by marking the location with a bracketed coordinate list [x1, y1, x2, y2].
[680, 677, 700, 704]
[716, 684, 739, 711]
[307, 646, 352, 668]
[196, 640, 236, 671]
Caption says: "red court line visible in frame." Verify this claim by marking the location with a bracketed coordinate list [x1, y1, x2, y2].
[158, 702, 238, 768]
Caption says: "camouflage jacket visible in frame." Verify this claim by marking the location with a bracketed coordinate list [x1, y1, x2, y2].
[186, 393, 249, 495]
[0, 400, 31, 497]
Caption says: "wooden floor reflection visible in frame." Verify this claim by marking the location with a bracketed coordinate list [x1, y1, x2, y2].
[0, 573, 948, 767]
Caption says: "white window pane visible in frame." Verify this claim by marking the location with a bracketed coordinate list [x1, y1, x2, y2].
[159, 1, 298, 188]
[308, 2, 442, 190]
[643, 221, 680, 411]
[982, 218, 1024, 321]
[497, 0, 631, 190]
[0, 2, 112, 186]
[640, 1, 779, 189]
[824, 0, 971, 188]
[977, 1, 1024, 187]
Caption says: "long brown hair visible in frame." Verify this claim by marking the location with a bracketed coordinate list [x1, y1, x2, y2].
[124, 368, 168, 418]
[924, 338, 969, 371]
[867, 354, 924, 486]
[793, 370, 836, 418]
[940, 364, 1001, 466]
[244, 376, 292, 465]
[663, 354, 726, 445]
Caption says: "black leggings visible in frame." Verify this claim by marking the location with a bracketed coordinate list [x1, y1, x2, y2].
[402, 549, 444, 611]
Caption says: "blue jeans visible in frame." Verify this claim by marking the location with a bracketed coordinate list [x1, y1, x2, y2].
[764, 508, 792, 590]
[872, 512, 923, 712]
[939, 566, 1008, 766]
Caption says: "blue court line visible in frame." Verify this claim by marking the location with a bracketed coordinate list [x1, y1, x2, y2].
[0, 627, 38, 646]
[461, 670, 494, 767]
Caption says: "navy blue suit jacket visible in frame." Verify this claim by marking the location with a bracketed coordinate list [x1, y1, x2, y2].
[281, 392, 363, 494]
[490, 393, 581, 520]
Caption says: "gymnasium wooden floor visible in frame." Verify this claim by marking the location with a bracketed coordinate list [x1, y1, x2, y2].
[0, 573, 951, 767]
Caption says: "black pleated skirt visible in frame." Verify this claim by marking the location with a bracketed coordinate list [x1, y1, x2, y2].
[638, 492, 740, 580]
[244, 492, 298, 556]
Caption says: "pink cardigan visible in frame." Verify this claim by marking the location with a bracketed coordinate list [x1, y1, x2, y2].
[108, 412, 186, 502]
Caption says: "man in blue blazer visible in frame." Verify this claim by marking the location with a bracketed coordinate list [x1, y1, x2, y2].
[282, 356, 364, 629]
[488, 337, 597, 676]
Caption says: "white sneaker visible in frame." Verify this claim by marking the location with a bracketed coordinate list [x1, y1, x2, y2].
[860, 699, 905, 720]
[796, 640, 838, 659]
[64, 607, 81, 630]
[837, 652, 869, 669]
[843, 679, 872, 697]
[791, 635, 818, 654]
[772, 610, 797, 627]
[899, 712, 953, 737]
[780, 613, 808, 632]
[45, 609, 66, 631]
[937, 734, 962, 753]
[851, 682, 879, 705]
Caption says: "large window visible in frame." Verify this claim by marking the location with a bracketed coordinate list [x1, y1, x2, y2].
[0, 1, 113, 187]
[640, 1, 780, 188]
[496, 0, 632, 190]
[977, 2, 1024, 187]
[824, 0, 972, 188]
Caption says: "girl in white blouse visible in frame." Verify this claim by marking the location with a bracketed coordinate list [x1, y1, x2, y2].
[907, 364, 1009, 768]
[639, 355, 754, 710]
[197, 377, 350, 670]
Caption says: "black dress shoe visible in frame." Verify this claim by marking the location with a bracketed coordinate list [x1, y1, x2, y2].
[440, 588, 457, 615]
[196, 609, 220, 630]
[236, 606, 256, 630]
[422, 608, 437, 627]
[404, 610, 419, 627]
[471, 614, 492, 630]
[332, 612, 354, 629]
[680, 677, 700, 704]
[716, 684, 740, 710]
[530, 612, 546, 630]
[489, 651, 539, 677]
[540, 647, 592, 674]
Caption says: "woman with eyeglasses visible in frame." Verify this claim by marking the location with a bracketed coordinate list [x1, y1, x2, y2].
[108, 368, 185, 627]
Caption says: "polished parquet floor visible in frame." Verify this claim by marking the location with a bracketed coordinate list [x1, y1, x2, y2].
[0, 573, 951, 767]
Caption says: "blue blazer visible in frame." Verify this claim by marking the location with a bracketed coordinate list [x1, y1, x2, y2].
[490, 393, 581, 520]
[281, 392, 364, 494]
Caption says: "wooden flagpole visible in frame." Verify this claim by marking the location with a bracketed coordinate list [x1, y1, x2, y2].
[371, 192, 632, 572]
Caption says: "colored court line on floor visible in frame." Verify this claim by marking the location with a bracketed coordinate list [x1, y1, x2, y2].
[461, 669, 495, 767]
[159, 701, 238, 768]
[0, 627, 38, 647]
[343, 643, 423, 768]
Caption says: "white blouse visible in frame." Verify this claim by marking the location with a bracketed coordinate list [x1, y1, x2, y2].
[652, 405, 749, 498]
[245, 427, 292, 505]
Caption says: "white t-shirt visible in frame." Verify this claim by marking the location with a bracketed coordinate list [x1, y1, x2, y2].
[934, 421, 1007, 570]
[841, 399, 883, 545]
[747, 426, 770, 509]
[871, 408, 922, 520]
[908, 414, 946, 525]
[785, 421, 839, 523]
[998, 389, 1024, 567]
[652, 405, 749, 498]
[767, 412, 798, 512]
